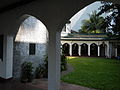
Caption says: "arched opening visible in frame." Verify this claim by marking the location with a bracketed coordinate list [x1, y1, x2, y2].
[100, 43, 106, 57]
[14, 15, 48, 78]
[60, 1, 120, 90]
[81, 43, 88, 56]
[90, 43, 98, 56]
[117, 45, 120, 56]
[72, 43, 79, 56]
[62, 43, 70, 56]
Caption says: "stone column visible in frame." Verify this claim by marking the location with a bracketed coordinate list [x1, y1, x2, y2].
[48, 31, 61, 90]
[79, 45, 81, 56]
[88, 44, 90, 56]
[69, 43, 72, 56]
[98, 45, 100, 56]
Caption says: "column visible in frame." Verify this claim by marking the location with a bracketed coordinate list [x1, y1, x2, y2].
[115, 48, 117, 57]
[88, 44, 90, 56]
[69, 43, 72, 56]
[98, 45, 100, 56]
[107, 42, 110, 58]
[2, 35, 13, 79]
[105, 45, 107, 57]
[48, 31, 61, 90]
[79, 45, 81, 56]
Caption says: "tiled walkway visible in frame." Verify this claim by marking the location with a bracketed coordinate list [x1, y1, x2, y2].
[0, 78, 95, 90]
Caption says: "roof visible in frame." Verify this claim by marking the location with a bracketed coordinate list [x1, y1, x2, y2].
[61, 33, 110, 40]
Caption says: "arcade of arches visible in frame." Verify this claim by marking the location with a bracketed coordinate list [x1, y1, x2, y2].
[61, 40, 119, 58]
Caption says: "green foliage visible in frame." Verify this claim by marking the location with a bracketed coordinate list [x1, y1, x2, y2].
[98, 1, 120, 38]
[61, 54, 67, 71]
[35, 64, 45, 79]
[43, 56, 48, 78]
[35, 56, 48, 78]
[21, 61, 34, 83]
[42, 54, 67, 77]
[80, 11, 107, 34]
[61, 57, 120, 90]
[61, 47, 68, 71]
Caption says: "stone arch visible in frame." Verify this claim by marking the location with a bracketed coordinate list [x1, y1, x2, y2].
[62, 43, 70, 56]
[81, 43, 88, 56]
[90, 43, 98, 56]
[100, 43, 107, 57]
[72, 43, 79, 56]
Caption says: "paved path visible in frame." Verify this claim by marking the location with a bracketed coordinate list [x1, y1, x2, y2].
[27, 78, 95, 90]
[0, 79, 95, 90]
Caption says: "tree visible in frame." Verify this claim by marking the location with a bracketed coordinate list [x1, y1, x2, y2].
[79, 11, 107, 34]
[98, 1, 120, 38]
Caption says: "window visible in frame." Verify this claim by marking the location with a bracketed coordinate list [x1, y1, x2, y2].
[29, 43, 36, 55]
[0, 35, 3, 61]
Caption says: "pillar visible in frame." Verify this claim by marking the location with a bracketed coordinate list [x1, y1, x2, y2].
[79, 45, 81, 56]
[69, 43, 72, 56]
[0, 35, 13, 79]
[107, 42, 110, 58]
[115, 48, 117, 57]
[88, 44, 90, 56]
[48, 31, 61, 90]
[98, 45, 100, 56]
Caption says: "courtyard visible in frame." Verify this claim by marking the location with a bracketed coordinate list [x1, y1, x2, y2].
[62, 57, 120, 90]
[0, 57, 119, 90]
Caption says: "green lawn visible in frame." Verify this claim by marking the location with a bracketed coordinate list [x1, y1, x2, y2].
[61, 57, 120, 90]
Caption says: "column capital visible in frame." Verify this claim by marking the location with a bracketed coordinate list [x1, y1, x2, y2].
[98, 44, 100, 47]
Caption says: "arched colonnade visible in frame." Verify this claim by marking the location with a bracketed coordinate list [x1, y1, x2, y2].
[62, 41, 108, 57]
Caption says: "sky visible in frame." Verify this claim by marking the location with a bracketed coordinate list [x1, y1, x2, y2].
[70, 1, 106, 32]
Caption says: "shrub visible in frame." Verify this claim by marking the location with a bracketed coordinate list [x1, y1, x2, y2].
[61, 54, 67, 71]
[35, 54, 67, 79]
[43, 56, 48, 78]
[43, 55, 67, 74]
[35, 56, 48, 79]
[35, 64, 45, 79]
[21, 61, 34, 83]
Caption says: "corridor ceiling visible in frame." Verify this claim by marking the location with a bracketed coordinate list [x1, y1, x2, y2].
[0, 0, 36, 13]
[1, 0, 120, 14]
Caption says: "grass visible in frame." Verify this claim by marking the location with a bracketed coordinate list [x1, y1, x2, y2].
[61, 57, 120, 90]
